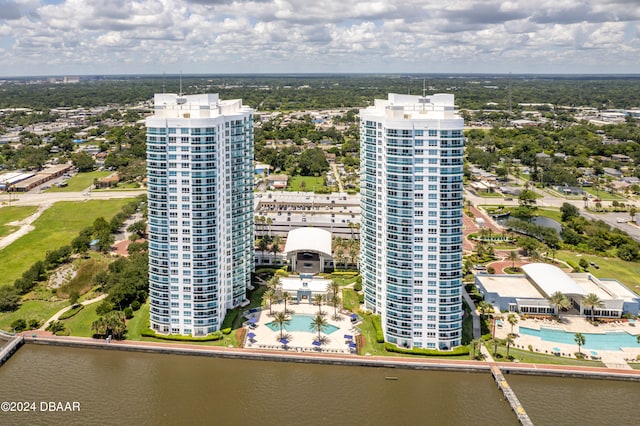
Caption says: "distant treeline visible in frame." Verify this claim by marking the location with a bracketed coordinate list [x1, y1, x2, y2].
[0, 74, 639, 110]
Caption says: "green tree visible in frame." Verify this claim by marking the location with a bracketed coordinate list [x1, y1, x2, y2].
[507, 313, 518, 334]
[330, 292, 341, 320]
[579, 258, 589, 270]
[574, 332, 586, 355]
[582, 293, 604, 322]
[505, 335, 515, 358]
[0, 286, 20, 312]
[257, 237, 270, 262]
[518, 189, 537, 207]
[297, 148, 329, 176]
[548, 291, 571, 316]
[309, 313, 329, 342]
[46, 320, 65, 334]
[127, 220, 147, 238]
[282, 291, 291, 314]
[313, 294, 324, 315]
[72, 151, 95, 172]
[630, 206, 637, 223]
[262, 288, 276, 315]
[272, 311, 290, 340]
[560, 202, 580, 222]
[507, 250, 520, 269]
[11, 318, 27, 332]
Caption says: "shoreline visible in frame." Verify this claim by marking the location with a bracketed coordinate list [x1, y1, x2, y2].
[13, 333, 640, 383]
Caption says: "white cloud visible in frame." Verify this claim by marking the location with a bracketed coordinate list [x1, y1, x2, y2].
[0, 0, 638, 75]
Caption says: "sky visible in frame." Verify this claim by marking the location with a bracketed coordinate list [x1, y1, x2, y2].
[0, 0, 639, 76]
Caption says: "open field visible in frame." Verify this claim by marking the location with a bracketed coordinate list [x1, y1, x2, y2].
[46, 171, 111, 193]
[60, 301, 100, 337]
[287, 175, 325, 192]
[0, 206, 38, 238]
[0, 198, 134, 286]
[556, 251, 640, 294]
[581, 186, 626, 201]
[0, 299, 68, 332]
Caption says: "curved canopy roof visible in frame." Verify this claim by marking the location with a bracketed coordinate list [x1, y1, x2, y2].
[522, 263, 587, 297]
[283, 227, 332, 258]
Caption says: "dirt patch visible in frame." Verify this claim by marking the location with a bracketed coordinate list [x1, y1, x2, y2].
[49, 263, 77, 289]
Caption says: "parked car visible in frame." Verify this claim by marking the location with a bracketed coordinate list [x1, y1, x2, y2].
[590, 262, 600, 269]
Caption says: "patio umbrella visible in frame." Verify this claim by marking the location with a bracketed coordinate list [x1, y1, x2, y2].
[590, 350, 599, 356]
[349, 342, 357, 348]
[248, 317, 257, 324]
[344, 334, 353, 340]
[247, 332, 256, 339]
[312, 340, 322, 346]
[350, 314, 357, 320]
[280, 339, 289, 345]
[552, 347, 561, 353]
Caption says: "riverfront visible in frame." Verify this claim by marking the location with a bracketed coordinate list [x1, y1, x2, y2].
[1, 344, 640, 425]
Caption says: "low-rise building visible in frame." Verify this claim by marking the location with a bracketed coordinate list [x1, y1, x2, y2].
[475, 263, 640, 318]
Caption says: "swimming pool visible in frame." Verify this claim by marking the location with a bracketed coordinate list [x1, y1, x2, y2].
[520, 326, 640, 351]
[266, 314, 340, 334]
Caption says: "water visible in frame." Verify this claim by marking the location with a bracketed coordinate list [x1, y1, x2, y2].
[520, 326, 640, 350]
[508, 374, 640, 425]
[497, 215, 563, 234]
[0, 345, 515, 426]
[266, 314, 340, 334]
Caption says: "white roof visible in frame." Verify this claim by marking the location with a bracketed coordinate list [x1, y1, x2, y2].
[280, 277, 331, 293]
[283, 227, 332, 258]
[522, 263, 587, 297]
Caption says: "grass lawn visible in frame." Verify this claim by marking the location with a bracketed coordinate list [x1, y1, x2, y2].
[0, 198, 134, 287]
[492, 346, 606, 367]
[581, 186, 625, 201]
[0, 299, 68, 332]
[534, 208, 562, 223]
[61, 301, 100, 337]
[287, 175, 325, 192]
[556, 250, 640, 294]
[125, 302, 149, 340]
[328, 273, 360, 286]
[342, 288, 359, 311]
[0, 206, 38, 238]
[46, 171, 112, 193]
[477, 191, 505, 198]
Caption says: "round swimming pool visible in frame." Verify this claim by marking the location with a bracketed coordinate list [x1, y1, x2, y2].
[520, 326, 640, 351]
[266, 314, 340, 334]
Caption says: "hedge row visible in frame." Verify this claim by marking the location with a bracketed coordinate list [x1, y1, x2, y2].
[566, 260, 581, 272]
[58, 304, 84, 320]
[371, 315, 384, 343]
[384, 343, 470, 357]
[141, 329, 223, 341]
[332, 271, 359, 276]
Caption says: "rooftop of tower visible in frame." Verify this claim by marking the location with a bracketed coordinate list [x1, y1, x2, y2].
[363, 93, 461, 121]
[151, 93, 250, 119]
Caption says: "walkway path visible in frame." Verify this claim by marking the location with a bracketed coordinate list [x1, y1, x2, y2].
[39, 294, 107, 331]
[601, 352, 632, 370]
[0, 203, 51, 250]
[330, 163, 344, 193]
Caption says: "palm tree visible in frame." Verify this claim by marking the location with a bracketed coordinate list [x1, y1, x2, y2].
[548, 291, 571, 316]
[630, 206, 637, 223]
[309, 314, 329, 341]
[270, 235, 282, 264]
[507, 313, 518, 334]
[505, 335, 515, 358]
[273, 311, 290, 340]
[471, 338, 482, 359]
[582, 293, 604, 322]
[257, 237, 270, 263]
[282, 291, 291, 314]
[313, 294, 324, 315]
[262, 288, 276, 315]
[574, 332, 586, 355]
[507, 250, 519, 269]
[329, 280, 340, 298]
[330, 292, 341, 319]
[266, 217, 273, 237]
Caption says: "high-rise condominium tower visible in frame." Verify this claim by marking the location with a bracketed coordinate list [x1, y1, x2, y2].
[360, 93, 464, 350]
[146, 93, 254, 336]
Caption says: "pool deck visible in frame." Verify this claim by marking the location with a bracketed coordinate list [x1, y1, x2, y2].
[244, 302, 358, 354]
[495, 315, 640, 369]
